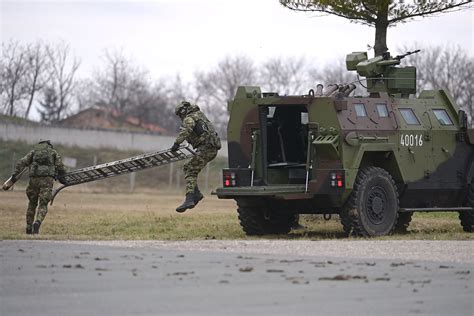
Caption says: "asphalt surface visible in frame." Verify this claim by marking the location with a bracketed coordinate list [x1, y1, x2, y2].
[1, 240, 473, 316]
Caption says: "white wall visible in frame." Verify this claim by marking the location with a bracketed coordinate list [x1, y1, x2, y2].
[0, 123, 228, 157]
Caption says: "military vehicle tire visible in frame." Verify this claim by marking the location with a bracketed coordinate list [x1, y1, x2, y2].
[459, 183, 474, 232]
[340, 167, 399, 237]
[236, 199, 295, 235]
[394, 212, 413, 234]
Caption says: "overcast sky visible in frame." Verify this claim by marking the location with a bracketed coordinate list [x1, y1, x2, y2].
[1, 0, 473, 82]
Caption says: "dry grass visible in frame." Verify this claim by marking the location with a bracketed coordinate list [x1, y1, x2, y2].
[0, 189, 242, 240]
[0, 189, 472, 240]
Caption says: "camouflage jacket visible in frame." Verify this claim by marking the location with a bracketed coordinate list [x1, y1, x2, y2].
[13, 143, 67, 178]
[175, 106, 221, 149]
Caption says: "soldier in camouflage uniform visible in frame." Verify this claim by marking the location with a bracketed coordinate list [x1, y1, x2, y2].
[171, 101, 221, 212]
[10, 140, 67, 234]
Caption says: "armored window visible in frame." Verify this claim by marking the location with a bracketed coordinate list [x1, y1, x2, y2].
[301, 112, 308, 125]
[267, 106, 276, 118]
[354, 104, 367, 117]
[399, 109, 420, 125]
[376, 104, 389, 118]
[433, 109, 453, 126]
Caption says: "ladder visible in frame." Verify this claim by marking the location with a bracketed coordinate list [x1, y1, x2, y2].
[51, 145, 196, 204]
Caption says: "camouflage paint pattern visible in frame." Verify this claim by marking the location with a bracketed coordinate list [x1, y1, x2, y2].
[184, 145, 218, 194]
[26, 177, 54, 225]
[175, 105, 221, 149]
[217, 70, 473, 211]
[174, 105, 220, 194]
[13, 143, 66, 227]
[13, 144, 67, 179]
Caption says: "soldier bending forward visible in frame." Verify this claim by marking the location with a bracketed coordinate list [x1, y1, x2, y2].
[9, 140, 66, 234]
[171, 101, 221, 213]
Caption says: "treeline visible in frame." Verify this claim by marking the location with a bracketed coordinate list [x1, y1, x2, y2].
[1, 40, 472, 136]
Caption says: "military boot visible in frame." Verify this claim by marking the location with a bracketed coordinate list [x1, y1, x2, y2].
[26, 225, 33, 235]
[193, 186, 204, 206]
[32, 221, 41, 234]
[176, 193, 195, 213]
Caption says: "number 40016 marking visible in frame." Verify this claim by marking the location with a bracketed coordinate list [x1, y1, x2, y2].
[400, 134, 423, 147]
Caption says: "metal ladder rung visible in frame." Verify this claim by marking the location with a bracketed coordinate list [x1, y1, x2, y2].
[56, 145, 196, 187]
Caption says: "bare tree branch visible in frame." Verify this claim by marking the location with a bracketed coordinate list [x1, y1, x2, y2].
[0, 40, 29, 116]
[40, 41, 81, 122]
[24, 41, 48, 119]
[401, 44, 473, 124]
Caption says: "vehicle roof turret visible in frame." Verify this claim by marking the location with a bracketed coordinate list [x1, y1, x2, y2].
[346, 50, 420, 97]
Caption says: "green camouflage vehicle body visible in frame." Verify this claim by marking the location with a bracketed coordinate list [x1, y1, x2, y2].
[216, 51, 474, 237]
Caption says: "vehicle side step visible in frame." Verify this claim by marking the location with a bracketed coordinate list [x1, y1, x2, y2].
[399, 207, 473, 213]
[51, 145, 195, 204]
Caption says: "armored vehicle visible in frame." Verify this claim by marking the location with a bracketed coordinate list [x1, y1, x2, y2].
[216, 50, 474, 237]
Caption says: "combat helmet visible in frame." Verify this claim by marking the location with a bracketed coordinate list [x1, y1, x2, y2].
[38, 139, 53, 147]
[175, 101, 192, 119]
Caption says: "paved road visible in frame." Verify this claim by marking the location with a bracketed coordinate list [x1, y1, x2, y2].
[1, 240, 473, 316]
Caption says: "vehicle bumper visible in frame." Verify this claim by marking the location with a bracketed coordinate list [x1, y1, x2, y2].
[215, 185, 312, 200]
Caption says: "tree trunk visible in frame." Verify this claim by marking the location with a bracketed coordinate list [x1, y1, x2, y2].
[374, 2, 389, 57]
[25, 73, 39, 119]
[8, 84, 16, 116]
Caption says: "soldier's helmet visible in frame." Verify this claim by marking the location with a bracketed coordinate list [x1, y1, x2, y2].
[38, 139, 53, 147]
[175, 101, 191, 119]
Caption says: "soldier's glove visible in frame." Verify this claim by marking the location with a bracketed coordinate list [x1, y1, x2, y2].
[11, 174, 16, 182]
[170, 143, 180, 152]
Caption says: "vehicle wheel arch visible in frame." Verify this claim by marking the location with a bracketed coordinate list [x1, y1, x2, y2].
[357, 151, 404, 184]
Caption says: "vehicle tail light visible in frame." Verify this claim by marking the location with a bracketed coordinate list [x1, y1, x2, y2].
[330, 172, 344, 188]
[223, 172, 237, 187]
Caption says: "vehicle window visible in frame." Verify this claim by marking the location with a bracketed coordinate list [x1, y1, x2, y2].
[354, 104, 367, 117]
[399, 108, 420, 125]
[301, 112, 308, 125]
[433, 109, 453, 126]
[376, 104, 389, 118]
[267, 106, 275, 118]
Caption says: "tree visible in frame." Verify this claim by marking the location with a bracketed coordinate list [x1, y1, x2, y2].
[0, 40, 29, 116]
[84, 49, 179, 133]
[163, 75, 194, 132]
[74, 78, 95, 111]
[137, 80, 178, 132]
[90, 49, 148, 113]
[258, 56, 309, 95]
[401, 44, 473, 123]
[24, 42, 48, 119]
[308, 57, 364, 95]
[44, 41, 80, 121]
[194, 55, 257, 135]
[38, 87, 59, 123]
[280, 1, 472, 56]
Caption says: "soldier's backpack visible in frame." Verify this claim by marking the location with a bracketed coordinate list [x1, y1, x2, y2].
[192, 114, 221, 150]
[30, 143, 56, 177]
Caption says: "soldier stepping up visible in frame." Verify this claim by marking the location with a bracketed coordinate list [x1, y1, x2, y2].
[170, 101, 221, 213]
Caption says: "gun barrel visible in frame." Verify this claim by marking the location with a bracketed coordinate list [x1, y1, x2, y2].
[396, 49, 421, 60]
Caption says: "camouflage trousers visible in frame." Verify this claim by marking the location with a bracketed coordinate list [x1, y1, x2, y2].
[183, 145, 218, 194]
[25, 177, 54, 228]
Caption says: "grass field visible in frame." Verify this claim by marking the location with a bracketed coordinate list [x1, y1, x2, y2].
[1, 189, 473, 240]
